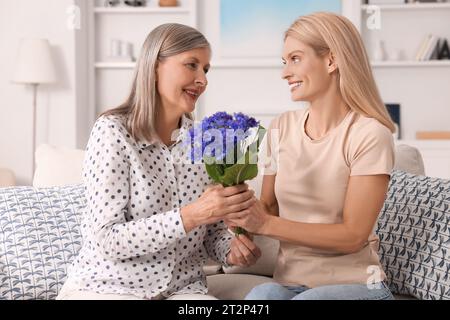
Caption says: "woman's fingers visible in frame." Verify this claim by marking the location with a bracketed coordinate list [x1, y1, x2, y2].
[225, 209, 249, 220]
[226, 197, 255, 214]
[221, 183, 248, 197]
[229, 245, 246, 266]
[230, 235, 260, 266]
[225, 189, 254, 206]
[237, 235, 262, 259]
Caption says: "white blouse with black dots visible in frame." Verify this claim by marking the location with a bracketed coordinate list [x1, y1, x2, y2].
[66, 114, 233, 299]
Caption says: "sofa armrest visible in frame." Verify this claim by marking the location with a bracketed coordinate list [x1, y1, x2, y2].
[394, 144, 425, 176]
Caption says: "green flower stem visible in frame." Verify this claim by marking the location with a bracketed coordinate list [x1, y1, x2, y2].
[234, 226, 247, 236]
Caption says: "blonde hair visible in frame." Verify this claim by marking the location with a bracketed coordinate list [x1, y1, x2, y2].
[286, 12, 395, 133]
[101, 23, 210, 142]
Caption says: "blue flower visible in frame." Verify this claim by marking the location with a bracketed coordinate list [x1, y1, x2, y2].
[183, 112, 260, 163]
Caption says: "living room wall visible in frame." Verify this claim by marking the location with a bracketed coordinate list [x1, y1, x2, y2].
[0, 0, 83, 185]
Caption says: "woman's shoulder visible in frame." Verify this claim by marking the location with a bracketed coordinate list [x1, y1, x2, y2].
[347, 113, 394, 150]
[350, 113, 392, 138]
[93, 114, 129, 135]
[270, 108, 307, 130]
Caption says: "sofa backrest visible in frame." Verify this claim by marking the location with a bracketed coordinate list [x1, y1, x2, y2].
[33, 144, 85, 188]
[32, 143, 426, 188]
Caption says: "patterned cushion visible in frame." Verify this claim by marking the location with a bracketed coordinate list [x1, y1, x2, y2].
[377, 170, 450, 300]
[0, 185, 85, 300]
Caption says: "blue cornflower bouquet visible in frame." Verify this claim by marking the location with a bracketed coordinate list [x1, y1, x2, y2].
[185, 112, 266, 235]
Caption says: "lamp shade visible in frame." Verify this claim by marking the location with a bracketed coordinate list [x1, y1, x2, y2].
[12, 38, 56, 84]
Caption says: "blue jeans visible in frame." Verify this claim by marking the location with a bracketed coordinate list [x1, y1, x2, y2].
[245, 282, 394, 300]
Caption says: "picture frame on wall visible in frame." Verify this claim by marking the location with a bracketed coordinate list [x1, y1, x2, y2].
[210, 0, 343, 67]
[386, 103, 401, 140]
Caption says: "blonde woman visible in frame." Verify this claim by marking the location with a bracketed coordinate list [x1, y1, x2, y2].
[57, 23, 261, 300]
[225, 12, 396, 300]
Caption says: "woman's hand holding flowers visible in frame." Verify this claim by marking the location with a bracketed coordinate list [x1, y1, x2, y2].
[224, 199, 272, 235]
[226, 234, 262, 267]
[180, 183, 256, 233]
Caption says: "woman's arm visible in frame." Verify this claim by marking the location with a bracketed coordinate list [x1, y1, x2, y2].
[226, 174, 390, 254]
[85, 119, 188, 260]
[260, 175, 279, 216]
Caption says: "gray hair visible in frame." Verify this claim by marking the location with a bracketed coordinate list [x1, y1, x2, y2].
[101, 23, 210, 142]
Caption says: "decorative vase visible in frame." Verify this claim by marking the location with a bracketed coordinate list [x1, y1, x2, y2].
[373, 40, 388, 61]
[159, 0, 178, 7]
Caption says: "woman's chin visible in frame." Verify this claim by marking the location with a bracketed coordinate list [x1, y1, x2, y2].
[184, 104, 196, 114]
[291, 92, 310, 102]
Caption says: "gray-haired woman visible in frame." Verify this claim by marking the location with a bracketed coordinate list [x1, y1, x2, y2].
[57, 23, 261, 300]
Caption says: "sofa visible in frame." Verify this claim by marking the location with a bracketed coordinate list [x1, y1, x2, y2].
[1, 143, 449, 300]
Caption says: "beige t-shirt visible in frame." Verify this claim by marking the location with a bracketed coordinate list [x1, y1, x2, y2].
[264, 107, 395, 288]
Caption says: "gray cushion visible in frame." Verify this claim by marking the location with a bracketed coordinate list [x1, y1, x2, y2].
[207, 273, 275, 300]
[0, 185, 85, 300]
[394, 144, 425, 176]
[376, 170, 450, 300]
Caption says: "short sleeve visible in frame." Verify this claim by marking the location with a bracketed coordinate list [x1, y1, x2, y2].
[262, 117, 281, 176]
[349, 121, 395, 176]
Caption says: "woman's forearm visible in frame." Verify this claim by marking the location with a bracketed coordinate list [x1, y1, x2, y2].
[96, 208, 187, 260]
[180, 203, 200, 233]
[261, 216, 367, 254]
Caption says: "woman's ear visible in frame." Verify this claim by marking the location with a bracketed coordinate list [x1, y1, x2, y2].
[327, 52, 338, 74]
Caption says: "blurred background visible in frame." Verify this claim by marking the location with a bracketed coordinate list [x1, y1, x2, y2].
[0, 0, 449, 185]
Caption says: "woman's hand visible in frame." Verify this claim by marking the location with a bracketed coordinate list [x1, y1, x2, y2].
[181, 184, 256, 233]
[224, 199, 272, 235]
[226, 234, 262, 267]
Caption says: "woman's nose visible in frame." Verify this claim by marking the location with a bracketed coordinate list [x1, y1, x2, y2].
[195, 74, 207, 87]
[281, 64, 291, 80]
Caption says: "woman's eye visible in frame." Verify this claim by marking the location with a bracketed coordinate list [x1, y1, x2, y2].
[292, 56, 301, 63]
[186, 63, 197, 70]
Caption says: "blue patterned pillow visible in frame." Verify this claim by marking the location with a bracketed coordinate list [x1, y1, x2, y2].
[377, 170, 450, 300]
[0, 184, 85, 300]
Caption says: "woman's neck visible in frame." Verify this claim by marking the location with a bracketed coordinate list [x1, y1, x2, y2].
[305, 88, 350, 140]
[155, 108, 182, 147]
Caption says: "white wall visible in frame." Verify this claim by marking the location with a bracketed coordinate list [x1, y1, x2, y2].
[0, 0, 85, 185]
[1, 0, 449, 185]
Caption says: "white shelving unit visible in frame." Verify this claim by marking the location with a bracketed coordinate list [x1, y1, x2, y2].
[88, 0, 198, 117]
[94, 62, 136, 69]
[94, 7, 191, 14]
[361, 2, 450, 10]
[359, 0, 450, 178]
[94, 60, 287, 69]
[371, 60, 450, 68]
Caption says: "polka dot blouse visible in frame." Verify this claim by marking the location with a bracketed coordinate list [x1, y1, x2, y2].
[66, 114, 233, 299]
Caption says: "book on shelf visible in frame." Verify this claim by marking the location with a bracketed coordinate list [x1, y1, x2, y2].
[386, 103, 401, 140]
[415, 34, 441, 61]
[416, 131, 450, 140]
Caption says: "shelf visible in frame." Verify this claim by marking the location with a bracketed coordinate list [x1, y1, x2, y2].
[94, 7, 191, 14]
[95, 59, 286, 69]
[362, 3, 450, 11]
[371, 60, 450, 67]
[95, 62, 136, 69]
[95, 60, 450, 69]
[211, 59, 283, 68]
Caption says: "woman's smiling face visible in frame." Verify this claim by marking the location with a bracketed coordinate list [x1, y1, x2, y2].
[156, 47, 211, 115]
[281, 36, 334, 103]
